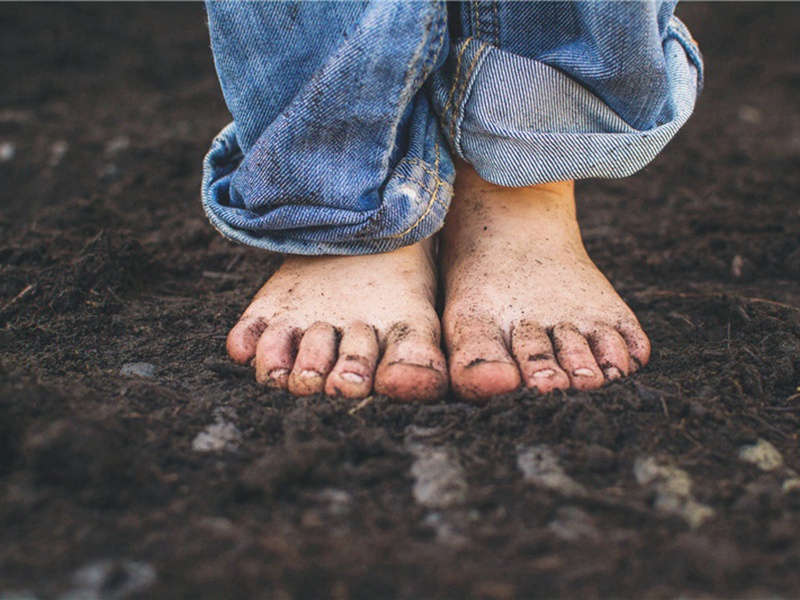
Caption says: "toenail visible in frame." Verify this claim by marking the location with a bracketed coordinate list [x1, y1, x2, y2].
[573, 367, 596, 378]
[340, 372, 365, 384]
[532, 368, 557, 379]
[604, 366, 623, 380]
[266, 368, 290, 386]
[298, 369, 322, 380]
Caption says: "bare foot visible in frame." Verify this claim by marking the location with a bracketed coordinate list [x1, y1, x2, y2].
[440, 164, 650, 403]
[226, 239, 448, 402]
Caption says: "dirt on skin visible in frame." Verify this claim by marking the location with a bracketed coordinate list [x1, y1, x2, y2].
[1, 3, 800, 598]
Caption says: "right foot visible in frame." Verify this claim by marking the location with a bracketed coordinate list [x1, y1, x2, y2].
[226, 239, 448, 402]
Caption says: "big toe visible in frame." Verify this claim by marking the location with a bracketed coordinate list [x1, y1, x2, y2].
[446, 314, 521, 403]
[375, 322, 448, 403]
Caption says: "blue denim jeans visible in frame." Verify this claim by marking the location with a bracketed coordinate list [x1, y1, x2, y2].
[202, 1, 703, 255]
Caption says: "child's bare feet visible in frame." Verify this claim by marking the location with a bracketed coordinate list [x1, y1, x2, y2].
[226, 239, 448, 402]
[441, 164, 650, 403]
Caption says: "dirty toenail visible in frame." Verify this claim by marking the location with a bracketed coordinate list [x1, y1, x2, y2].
[604, 366, 623, 380]
[532, 368, 557, 379]
[265, 368, 290, 386]
[340, 372, 365, 384]
[298, 369, 322, 380]
[573, 367, 595, 377]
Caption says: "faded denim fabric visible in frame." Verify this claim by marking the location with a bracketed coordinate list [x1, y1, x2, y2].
[203, 1, 703, 255]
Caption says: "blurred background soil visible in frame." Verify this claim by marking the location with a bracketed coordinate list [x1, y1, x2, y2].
[1, 3, 799, 598]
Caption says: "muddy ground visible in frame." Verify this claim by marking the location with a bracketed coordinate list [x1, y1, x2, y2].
[1, 3, 799, 598]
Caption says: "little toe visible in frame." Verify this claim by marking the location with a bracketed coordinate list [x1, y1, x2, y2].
[289, 322, 338, 396]
[227, 317, 267, 365]
[447, 314, 521, 403]
[511, 320, 570, 394]
[254, 325, 298, 389]
[618, 321, 652, 373]
[375, 322, 448, 403]
[587, 326, 631, 382]
[325, 321, 379, 399]
[552, 324, 605, 391]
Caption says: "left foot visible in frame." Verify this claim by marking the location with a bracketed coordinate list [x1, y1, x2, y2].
[440, 164, 650, 403]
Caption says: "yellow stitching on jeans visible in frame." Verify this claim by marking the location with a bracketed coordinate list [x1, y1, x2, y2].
[402, 160, 443, 181]
[449, 42, 488, 142]
[474, 2, 481, 39]
[441, 37, 473, 118]
[388, 141, 447, 239]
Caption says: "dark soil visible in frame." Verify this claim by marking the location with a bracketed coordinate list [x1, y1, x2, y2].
[2, 3, 799, 598]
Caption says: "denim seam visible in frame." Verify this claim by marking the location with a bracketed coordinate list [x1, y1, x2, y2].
[449, 41, 490, 146]
[380, 2, 442, 178]
[441, 38, 473, 130]
[412, 4, 448, 91]
[667, 17, 704, 92]
[387, 140, 444, 239]
[403, 157, 447, 181]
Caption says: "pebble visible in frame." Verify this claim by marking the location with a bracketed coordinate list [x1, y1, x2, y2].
[119, 362, 157, 378]
[782, 478, 800, 494]
[634, 456, 715, 529]
[59, 560, 155, 600]
[408, 444, 467, 509]
[739, 438, 784, 472]
[517, 445, 586, 497]
[191, 420, 242, 453]
[0, 141, 16, 163]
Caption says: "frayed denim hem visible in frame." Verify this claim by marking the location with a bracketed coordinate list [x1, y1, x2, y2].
[202, 122, 454, 256]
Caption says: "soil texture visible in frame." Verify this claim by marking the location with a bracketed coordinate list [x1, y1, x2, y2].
[1, 3, 800, 598]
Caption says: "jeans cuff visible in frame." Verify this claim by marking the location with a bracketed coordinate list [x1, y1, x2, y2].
[201, 123, 454, 256]
[448, 17, 704, 187]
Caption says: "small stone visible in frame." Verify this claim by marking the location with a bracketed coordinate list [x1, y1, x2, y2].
[61, 560, 156, 600]
[739, 439, 784, 472]
[782, 478, 800, 494]
[0, 141, 16, 163]
[408, 445, 467, 509]
[634, 456, 716, 529]
[191, 420, 242, 453]
[517, 445, 586, 497]
[120, 362, 157, 378]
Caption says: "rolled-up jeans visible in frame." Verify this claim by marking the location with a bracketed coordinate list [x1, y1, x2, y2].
[202, 1, 703, 255]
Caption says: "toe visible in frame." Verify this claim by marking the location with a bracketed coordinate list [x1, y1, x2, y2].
[587, 326, 631, 382]
[289, 322, 338, 396]
[446, 313, 521, 403]
[552, 323, 605, 391]
[254, 325, 297, 389]
[618, 320, 651, 373]
[510, 320, 570, 394]
[375, 321, 448, 403]
[325, 322, 379, 399]
[227, 317, 267, 365]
